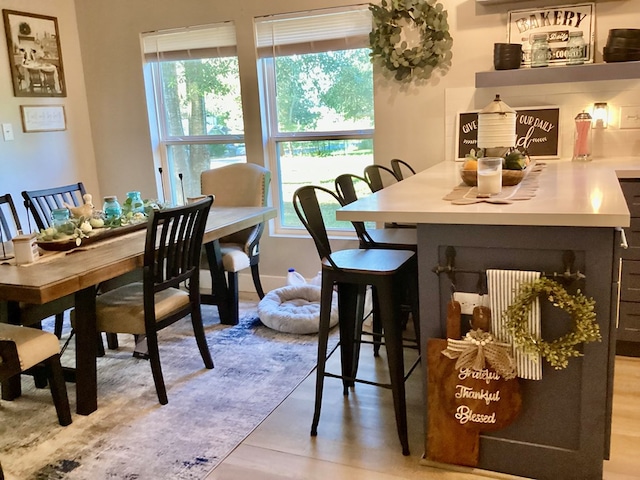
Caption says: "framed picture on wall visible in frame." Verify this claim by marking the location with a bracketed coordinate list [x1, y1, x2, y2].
[2, 9, 66, 97]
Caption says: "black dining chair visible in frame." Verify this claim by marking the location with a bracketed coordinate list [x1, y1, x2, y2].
[0, 193, 71, 343]
[22, 182, 88, 232]
[293, 185, 419, 456]
[92, 196, 214, 404]
[390, 158, 417, 180]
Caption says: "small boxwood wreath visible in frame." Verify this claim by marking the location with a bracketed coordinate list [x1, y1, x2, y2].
[369, 0, 453, 83]
[504, 278, 601, 370]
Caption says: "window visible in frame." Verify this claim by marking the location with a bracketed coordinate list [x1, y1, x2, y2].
[255, 7, 374, 232]
[142, 23, 244, 205]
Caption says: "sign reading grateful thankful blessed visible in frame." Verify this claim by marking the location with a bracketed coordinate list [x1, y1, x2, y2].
[456, 107, 560, 160]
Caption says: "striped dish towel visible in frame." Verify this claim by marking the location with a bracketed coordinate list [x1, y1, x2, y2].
[487, 269, 542, 380]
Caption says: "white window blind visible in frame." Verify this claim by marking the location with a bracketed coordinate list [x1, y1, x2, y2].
[141, 22, 237, 61]
[255, 5, 371, 58]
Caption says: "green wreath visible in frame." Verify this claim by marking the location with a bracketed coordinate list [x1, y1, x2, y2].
[369, 0, 453, 83]
[19, 22, 31, 36]
[504, 278, 601, 370]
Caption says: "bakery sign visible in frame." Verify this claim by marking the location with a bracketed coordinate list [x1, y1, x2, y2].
[508, 3, 595, 67]
[456, 106, 560, 160]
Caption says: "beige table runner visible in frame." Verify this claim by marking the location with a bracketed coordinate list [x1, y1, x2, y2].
[443, 162, 546, 205]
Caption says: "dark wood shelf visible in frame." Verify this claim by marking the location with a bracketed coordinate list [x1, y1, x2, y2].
[476, 61, 640, 87]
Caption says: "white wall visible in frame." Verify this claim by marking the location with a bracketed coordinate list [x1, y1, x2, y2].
[4, 0, 638, 290]
[0, 0, 99, 229]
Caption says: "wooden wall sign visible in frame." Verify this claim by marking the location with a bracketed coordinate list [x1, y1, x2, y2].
[456, 106, 560, 160]
[426, 338, 522, 467]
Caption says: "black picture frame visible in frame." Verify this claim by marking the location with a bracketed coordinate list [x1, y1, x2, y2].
[3, 9, 66, 97]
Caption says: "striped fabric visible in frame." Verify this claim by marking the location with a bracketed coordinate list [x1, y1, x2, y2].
[487, 269, 542, 380]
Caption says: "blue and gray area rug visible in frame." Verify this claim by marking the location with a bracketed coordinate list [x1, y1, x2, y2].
[0, 301, 331, 480]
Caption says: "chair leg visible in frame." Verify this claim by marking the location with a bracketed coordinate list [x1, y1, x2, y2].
[337, 283, 360, 396]
[311, 273, 335, 437]
[54, 312, 64, 339]
[146, 331, 168, 405]
[250, 264, 266, 299]
[379, 279, 410, 456]
[191, 306, 214, 369]
[106, 333, 119, 350]
[349, 285, 368, 388]
[371, 287, 382, 357]
[227, 272, 240, 325]
[44, 354, 72, 426]
[1, 375, 21, 401]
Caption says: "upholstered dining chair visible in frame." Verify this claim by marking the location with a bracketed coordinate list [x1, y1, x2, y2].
[93, 196, 214, 404]
[390, 158, 417, 180]
[293, 185, 419, 456]
[200, 163, 271, 323]
[0, 323, 72, 426]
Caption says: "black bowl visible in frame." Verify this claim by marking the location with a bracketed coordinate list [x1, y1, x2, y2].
[608, 28, 640, 39]
[494, 43, 522, 54]
[606, 37, 640, 49]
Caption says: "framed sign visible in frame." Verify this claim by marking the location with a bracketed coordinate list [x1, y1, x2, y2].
[507, 3, 595, 67]
[20, 105, 66, 132]
[456, 107, 560, 160]
[2, 9, 66, 97]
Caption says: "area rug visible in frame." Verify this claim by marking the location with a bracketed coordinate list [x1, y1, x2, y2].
[0, 300, 335, 480]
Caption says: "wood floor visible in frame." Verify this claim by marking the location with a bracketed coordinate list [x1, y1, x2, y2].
[207, 310, 640, 479]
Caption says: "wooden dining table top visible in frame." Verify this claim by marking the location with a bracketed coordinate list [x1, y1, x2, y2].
[0, 206, 276, 305]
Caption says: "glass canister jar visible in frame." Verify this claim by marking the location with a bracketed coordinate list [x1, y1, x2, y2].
[573, 111, 592, 162]
[566, 31, 585, 65]
[531, 34, 549, 67]
[126, 191, 145, 214]
[51, 208, 70, 227]
[103, 196, 122, 220]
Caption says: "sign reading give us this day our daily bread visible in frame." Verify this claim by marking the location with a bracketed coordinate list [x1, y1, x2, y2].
[456, 107, 560, 160]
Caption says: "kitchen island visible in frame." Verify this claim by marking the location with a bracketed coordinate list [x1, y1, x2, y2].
[337, 158, 634, 479]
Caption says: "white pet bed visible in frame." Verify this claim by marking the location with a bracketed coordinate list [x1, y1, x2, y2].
[258, 284, 338, 334]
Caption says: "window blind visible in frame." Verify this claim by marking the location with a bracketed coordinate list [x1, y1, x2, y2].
[141, 22, 237, 61]
[255, 5, 371, 58]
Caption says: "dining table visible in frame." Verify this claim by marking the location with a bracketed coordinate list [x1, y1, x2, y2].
[0, 205, 276, 415]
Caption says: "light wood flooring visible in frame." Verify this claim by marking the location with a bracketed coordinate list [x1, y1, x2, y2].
[207, 308, 640, 479]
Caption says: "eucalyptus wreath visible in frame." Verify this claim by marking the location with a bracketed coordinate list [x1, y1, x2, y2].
[369, 0, 453, 83]
[504, 278, 601, 370]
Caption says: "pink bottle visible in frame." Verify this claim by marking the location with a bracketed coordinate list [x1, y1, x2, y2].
[572, 111, 592, 162]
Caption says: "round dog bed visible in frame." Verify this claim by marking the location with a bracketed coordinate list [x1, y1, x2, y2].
[257, 284, 338, 334]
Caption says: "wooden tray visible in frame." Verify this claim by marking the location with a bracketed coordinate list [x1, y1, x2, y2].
[37, 222, 147, 251]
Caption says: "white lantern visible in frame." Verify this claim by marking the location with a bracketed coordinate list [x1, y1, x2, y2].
[478, 94, 516, 157]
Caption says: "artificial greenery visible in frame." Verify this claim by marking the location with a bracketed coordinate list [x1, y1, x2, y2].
[504, 278, 601, 370]
[369, 0, 453, 83]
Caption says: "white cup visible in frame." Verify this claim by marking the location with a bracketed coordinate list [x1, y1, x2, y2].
[477, 157, 503, 195]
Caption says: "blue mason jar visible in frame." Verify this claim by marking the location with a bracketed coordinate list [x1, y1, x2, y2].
[103, 196, 122, 220]
[126, 191, 145, 214]
[51, 208, 70, 227]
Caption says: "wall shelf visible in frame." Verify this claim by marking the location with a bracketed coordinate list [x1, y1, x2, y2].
[476, 61, 640, 88]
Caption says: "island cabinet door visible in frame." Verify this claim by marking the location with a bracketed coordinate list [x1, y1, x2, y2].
[418, 224, 619, 480]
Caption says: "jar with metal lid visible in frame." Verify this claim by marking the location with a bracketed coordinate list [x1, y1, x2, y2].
[566, 31, 585, 65]
[572, 111, 592, 162]
[103, 196, 122, 220]
[126, 191, 145, 215]
[531, 34, 549, 68]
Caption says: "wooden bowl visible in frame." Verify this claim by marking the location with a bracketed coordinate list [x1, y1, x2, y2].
[460, 168, 525, 187]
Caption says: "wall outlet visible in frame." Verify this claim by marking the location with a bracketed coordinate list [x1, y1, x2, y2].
[453, 292, 483, 315]
[619, 106, 640, 129]
[2, 123, 13, 141]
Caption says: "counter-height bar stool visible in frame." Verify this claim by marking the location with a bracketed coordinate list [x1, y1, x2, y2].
[293, 185, 419, 456]
[390, 158, 417, 180]
[363, 165, 416, 229]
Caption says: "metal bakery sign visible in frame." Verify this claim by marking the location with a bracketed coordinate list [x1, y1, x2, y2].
[508, 3, 595, 66]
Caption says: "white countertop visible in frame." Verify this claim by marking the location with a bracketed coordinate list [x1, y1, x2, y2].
[337, 157, 639, 228]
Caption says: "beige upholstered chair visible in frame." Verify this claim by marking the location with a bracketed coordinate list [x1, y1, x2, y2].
[0, 323, 72, 426]
[93, 197, 214, 404]
[200, 163, 271, 324]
